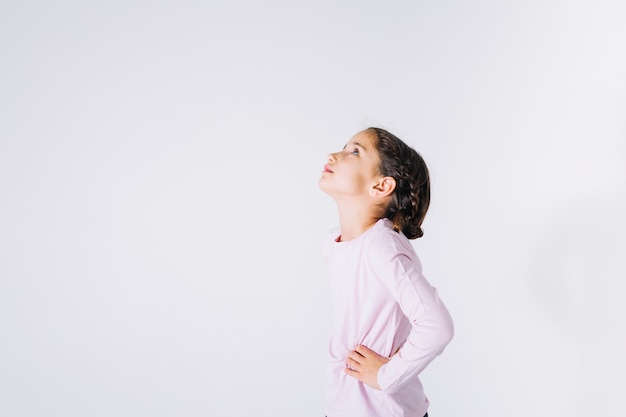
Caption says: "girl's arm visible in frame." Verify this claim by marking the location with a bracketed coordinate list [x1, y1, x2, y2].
[366, 233, 454, 393]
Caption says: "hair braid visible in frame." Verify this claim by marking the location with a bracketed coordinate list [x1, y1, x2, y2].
[368, 127, 431, 239]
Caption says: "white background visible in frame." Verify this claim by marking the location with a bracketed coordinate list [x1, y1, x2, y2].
[1, 1, 625, 416]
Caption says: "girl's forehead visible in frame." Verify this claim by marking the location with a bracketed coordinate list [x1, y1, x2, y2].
[347, 130, 375, 147]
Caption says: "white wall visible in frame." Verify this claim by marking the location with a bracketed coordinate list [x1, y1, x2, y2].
[1, 1, 625, 416]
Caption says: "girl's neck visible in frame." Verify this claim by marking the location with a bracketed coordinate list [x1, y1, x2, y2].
[336, 203, 382, 242]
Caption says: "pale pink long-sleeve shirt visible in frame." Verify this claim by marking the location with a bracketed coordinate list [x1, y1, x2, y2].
[322, 218, 454, 417]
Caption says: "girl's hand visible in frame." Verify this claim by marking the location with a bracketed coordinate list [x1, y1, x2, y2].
[345, 345, 390, 390]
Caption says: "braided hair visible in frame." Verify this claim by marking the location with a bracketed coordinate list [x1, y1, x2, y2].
[368, 127, 431, 239]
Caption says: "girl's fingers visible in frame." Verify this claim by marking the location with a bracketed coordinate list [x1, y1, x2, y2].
[354, 345, 375, 358]
[346, 355, 361, 369]
[347, 350, 363, 362]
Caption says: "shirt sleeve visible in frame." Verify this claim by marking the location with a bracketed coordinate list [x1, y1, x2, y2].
[366, 230, 454, 394]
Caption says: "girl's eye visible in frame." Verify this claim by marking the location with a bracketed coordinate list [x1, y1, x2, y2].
[351, 148, 359, 155]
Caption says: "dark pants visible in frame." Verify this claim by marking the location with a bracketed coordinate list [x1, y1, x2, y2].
[326, 414, 427, 417]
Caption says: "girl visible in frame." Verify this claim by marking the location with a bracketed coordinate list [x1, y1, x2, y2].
[318, 127, 454, 417]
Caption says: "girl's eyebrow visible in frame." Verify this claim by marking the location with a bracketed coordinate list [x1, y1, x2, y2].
[342, 141, 367, 151]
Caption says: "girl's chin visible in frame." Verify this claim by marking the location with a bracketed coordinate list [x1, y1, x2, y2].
[318, 180, 334, 196]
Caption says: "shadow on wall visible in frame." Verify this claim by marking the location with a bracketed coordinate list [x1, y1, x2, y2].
[527, 186, 626, 413]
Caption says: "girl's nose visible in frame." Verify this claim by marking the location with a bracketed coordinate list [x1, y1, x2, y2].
[327, 153, 337, 162]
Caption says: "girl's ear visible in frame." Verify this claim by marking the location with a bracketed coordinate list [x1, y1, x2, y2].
[371, 176, 396, 198]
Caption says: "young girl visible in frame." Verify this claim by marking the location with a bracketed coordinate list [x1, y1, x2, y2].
[318, 127, 454, 417]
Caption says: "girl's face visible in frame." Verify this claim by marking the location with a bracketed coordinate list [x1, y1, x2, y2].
[319, 130, 382, 199]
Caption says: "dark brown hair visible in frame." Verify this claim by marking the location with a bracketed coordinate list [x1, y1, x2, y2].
[368, 127, 431, 239]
